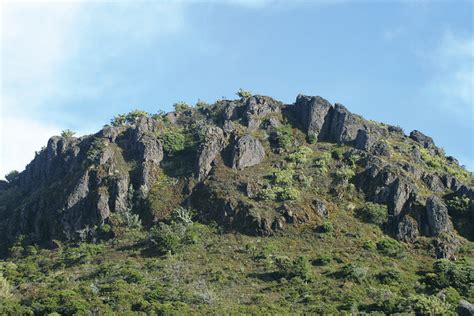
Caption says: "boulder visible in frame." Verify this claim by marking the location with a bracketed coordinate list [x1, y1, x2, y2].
[232, 135, 266, 170]
[294, 95, 332, 139]
[409, 130, 435, 149]
[396, 215, 419, 242]
[457, 300, 474, 316]
[421, 173, 445, 192]
[196, 126, 226, 181]
[244, 96, 281, 130]
[312, 198, 328, 218]
[425, 195, 452, 237]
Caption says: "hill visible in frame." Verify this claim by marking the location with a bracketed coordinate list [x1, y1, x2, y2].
[0, 92, 473, 314]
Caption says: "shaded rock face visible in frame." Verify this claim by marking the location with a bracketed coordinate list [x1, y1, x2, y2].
[425, 195, 452, 237]
[244, 96, 282, 131]
[457, 300, 474, 316]
[354, 162, 420, 240]
[196, 126, 226, 181]
[2, 117, 164, 243]
[231, 135, 266, 170]
[294, 95, 332, 139]
[1, 92, 472, 248]
[396, 215, 419, 242]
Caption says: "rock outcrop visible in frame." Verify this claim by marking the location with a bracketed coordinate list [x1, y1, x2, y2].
[0, 92, 471, 249]
[457, 300, 474, 316]
[231, 135, 266, 170]
[196, 126, 226, 181]
[425, 195, 452, 237]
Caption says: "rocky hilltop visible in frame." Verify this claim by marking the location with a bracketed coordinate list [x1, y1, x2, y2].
[1, 93, 473, 256]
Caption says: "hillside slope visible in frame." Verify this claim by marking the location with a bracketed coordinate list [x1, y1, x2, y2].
[0, 92, 473, 314]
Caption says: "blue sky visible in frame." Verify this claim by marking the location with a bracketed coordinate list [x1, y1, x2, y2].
[1, 0, 473, 178]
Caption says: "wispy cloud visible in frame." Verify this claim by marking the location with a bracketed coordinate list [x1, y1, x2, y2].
[0, 1, 186, 178]
[425, 31, 474, 115]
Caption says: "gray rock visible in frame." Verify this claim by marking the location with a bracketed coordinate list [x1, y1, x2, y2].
[426, 195, 452, 237]
[244, 96, 281, 131]
[355, 129, 374, 151]
[421, 173, 445, 192]
[196, 126, 226, 181]
[409, 130, 435, 149]
[0, 180, 9, 192]
[371, 141, 390, 156]
[457, 300, 474, 316]
[232, 135, 266, 170]
[294, 95, 332, 139]
[312, 199, 328, 218]
[396, 215, 419, 242]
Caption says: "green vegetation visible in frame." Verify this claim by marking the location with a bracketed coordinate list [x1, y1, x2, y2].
[173, 101, 192, 112]
[274, 256, 312, 281]
[236, 88, 252, 99]
[273, 124, 293, 149]
[60, 129, 76, 138]
[111, 109, 149, 127]
[86, 138, 107, 163]
[4, 170, 19, 183]
[159, 128, 187, 155]
[376, 238, 403, 258]
[357, 202, 389, 226]
[446, 195, 472, 216]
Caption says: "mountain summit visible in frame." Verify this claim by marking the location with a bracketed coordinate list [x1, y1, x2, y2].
[1, 92, 473, 314]
[1, 93, 472, 251]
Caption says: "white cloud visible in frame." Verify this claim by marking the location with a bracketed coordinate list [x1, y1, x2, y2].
[0, 1, 187, 179]
[426, 32, 474, 115]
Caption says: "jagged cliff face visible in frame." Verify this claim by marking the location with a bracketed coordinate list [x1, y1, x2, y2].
[0, 94, 472, 255]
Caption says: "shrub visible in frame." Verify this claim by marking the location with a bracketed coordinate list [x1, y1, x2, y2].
[331, 147, 346, 160]
[159, 129, 187, 155]
[173, 101, 191, 112]
[288, 146, 313, 165]
[314, 152, 331, 174]
[446, 195, 472, 216]
[317, 221, 333, 234]
[279, 186, 300, 201]
[260, 187, 278, 201]
[126, 110, 149, 123]
[148, 222, 186, 255]
[426, 259, 474, 296]
[335, 166, 355, 185]
[5, 170, 19, 183]
[376, 238, 403, 257]
[196, 99, 210, 108]
[0, 273, 12, 300]
[61, 129, 76, 138]
[340, 263, 368, 283]
[313, 255, 332, 266]
[377, 269, 401, 284]
[273, 125, 293, 149]
[357, 202, 388, 226]
[111, 114, 127, 127]
[109, 210, 142, 229]
[307, 133, 317, 144]
[408, 294, 452, 315]
[148, 207, 196, 255]
[363, 240, 377, 251]
[274, 256, 311, 281]
[86, 138, 107, 163]
[236, 88, 252, 99]
[273, 167, 295, 185]
[170, 206, 193, 225]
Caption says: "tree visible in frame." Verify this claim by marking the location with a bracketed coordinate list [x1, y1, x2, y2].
[61, 129, 76, 138]
[5, 170, 19, 183]
[173, 101, 191, 112]
[236, 88, 252, 99]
